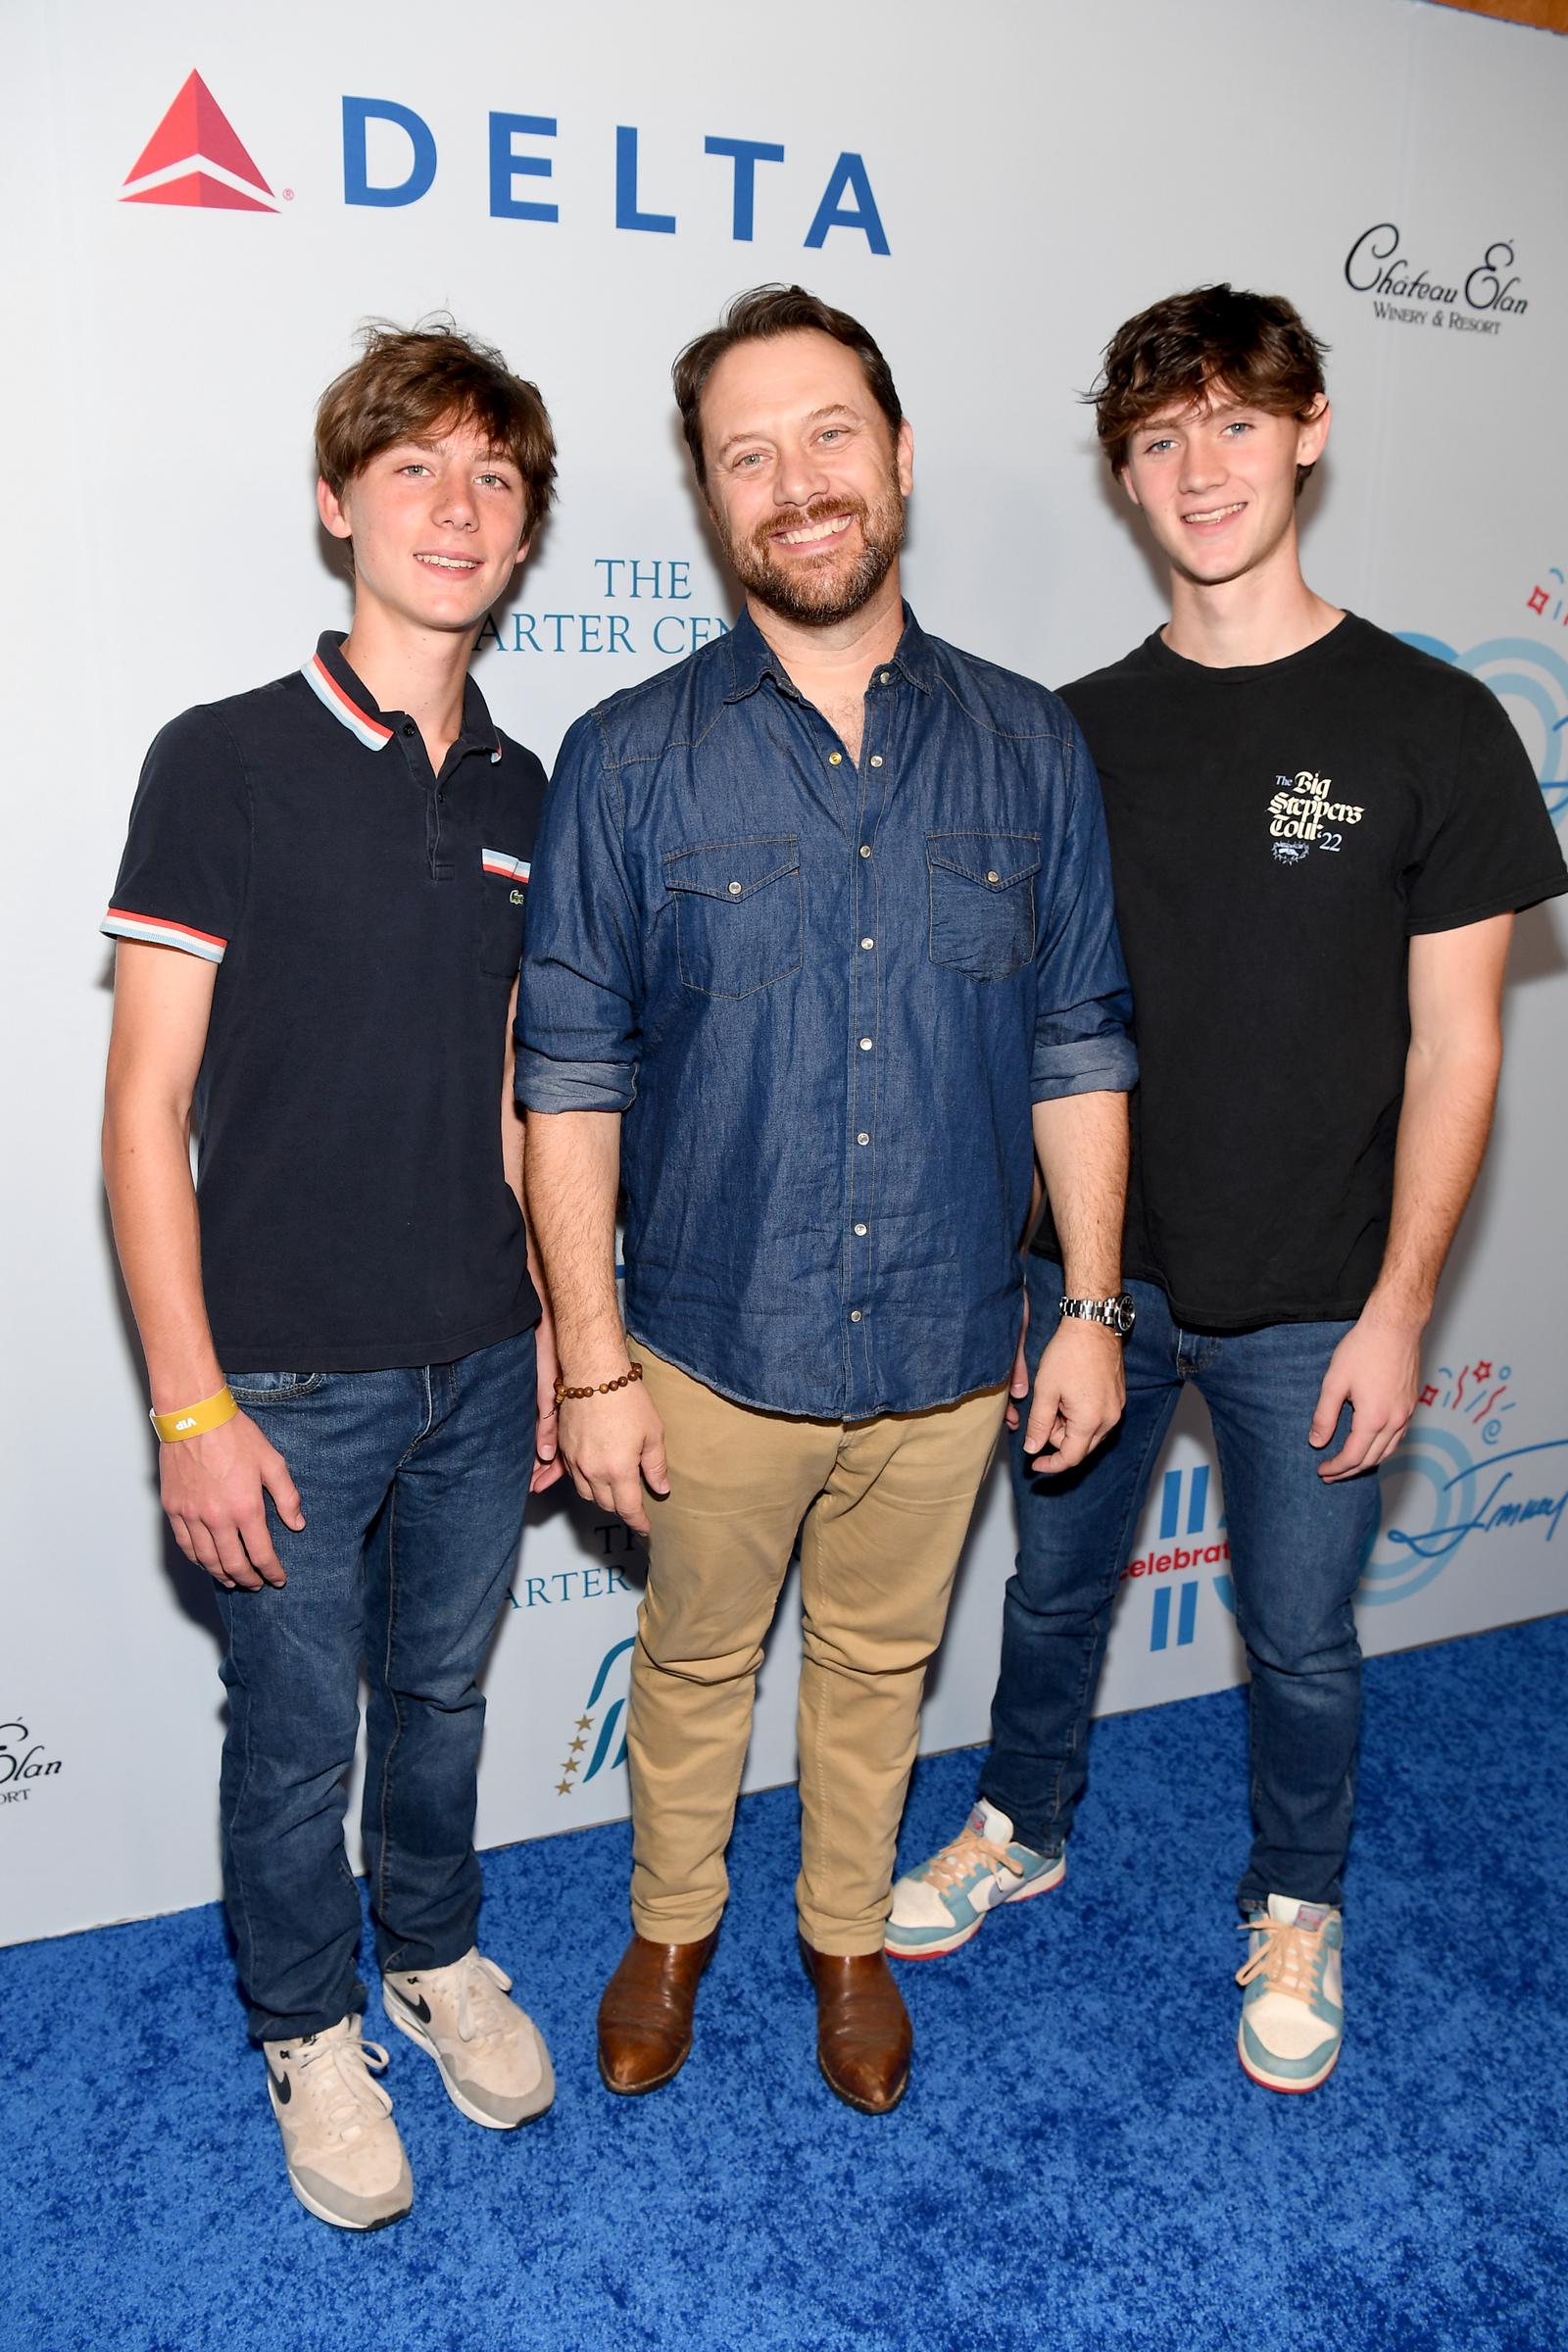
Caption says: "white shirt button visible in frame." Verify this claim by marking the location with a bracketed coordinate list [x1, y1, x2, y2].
[860, 936, 874, 950]
[986, 869, 1000, 884]
[857, 1132, 869, 1146]
[858, 844, 872, 858]
[828, 751, 843, 765]
[727, 880, 743, 897]
[879, 671, 891, 685]
[858, 1037, 873, 1052]
[869, 755, 883, 768]
[854, 1222, 867, 1237]
[850, 1309, 862, 1323]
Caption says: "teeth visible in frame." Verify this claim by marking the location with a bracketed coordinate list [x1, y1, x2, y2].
[1184, 504, 1245, 524]
[779, 514, 849, 546]
[416, 554, 479, 570]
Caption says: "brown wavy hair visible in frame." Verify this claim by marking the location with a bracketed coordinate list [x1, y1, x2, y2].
[316, 319, 557, 535]
[1091, 285, 1329, 495]
[673, 284, 903, 492]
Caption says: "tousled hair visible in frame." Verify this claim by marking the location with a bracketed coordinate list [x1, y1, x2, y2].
[1091, 284, 1329, 495]
[316, 318, 557, 536]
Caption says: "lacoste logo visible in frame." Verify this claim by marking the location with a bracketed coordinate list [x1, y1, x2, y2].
[389, 1984, 432, 2025]
[510, 888, 525, 906]
[122, 71, 279, 213]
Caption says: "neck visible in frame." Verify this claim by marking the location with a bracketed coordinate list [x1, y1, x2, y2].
[1164, 533, 1342, 669]
[747, 566, 906, 699]
[340, 603, 476, 759]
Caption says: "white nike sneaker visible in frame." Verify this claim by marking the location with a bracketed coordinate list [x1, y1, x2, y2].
[262, 2014, 413, 2230]
[382, 1948, 555, 2129]
[886, 1799, 1066, 1959]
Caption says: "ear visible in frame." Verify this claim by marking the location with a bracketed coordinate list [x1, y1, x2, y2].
[1117, 463, 1143, 512]
[1297, 396, 1331, 471]
[317, 476, 353, 543]
[895, 416, 914, 499]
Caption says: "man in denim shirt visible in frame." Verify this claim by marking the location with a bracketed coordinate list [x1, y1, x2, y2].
[518, 287, 1137, 2113]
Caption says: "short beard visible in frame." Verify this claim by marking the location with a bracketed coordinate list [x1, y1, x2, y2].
[719, 483, 905, 628]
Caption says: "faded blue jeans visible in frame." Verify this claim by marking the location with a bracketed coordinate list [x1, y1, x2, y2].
[214, 1332, 535, 2042]
[980, 1257, 1381, 1912]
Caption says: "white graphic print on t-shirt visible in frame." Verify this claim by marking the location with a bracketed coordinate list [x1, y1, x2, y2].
[1267, 768, 1366, 856]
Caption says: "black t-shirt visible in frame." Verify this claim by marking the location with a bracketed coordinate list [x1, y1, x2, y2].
[103, 633, 546, 1370]
[1033, 614, 1567, 1330]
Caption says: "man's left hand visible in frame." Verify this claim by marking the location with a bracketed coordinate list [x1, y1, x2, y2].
[1309, 1308, 1422, 1480]
[1023, 1320, 1125, 1474]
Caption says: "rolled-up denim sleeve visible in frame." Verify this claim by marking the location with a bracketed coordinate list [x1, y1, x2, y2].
[515, 712, 643, 1113]
[1031, 719, 1138, 1102]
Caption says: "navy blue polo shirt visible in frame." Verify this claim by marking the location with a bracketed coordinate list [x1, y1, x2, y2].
[103, 631, 545, 1371]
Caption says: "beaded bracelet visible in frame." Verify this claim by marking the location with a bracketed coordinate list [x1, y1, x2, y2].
[555, 1361, 645, 1404]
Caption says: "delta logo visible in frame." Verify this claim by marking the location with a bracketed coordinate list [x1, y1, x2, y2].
[121, 71, 279, 214]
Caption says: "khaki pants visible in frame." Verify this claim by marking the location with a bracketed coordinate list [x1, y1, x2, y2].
[626, 1348, 1006, 1955]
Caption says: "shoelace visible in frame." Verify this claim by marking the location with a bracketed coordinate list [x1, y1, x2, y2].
[401, 1950, 516, 2045]
[1234, 1916, 1323, 2005]
[923, 1827, 1024, 1894]
[292, 2032, 394, 2143]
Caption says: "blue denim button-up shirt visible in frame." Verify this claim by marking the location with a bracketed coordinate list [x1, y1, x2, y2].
[516, 607, 1136, 1419]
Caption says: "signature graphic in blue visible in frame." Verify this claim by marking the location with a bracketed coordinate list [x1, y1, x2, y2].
[1367, 1432, 1568, 1605]
[1398, 632, 1568, 828]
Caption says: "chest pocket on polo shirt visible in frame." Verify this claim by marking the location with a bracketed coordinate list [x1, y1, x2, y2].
[926, 832, 1041, 980]
[663, 837, 803, 999]
[479, 848, 531, 978]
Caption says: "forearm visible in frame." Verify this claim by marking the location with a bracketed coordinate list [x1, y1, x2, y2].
[1031, 1090, 1129, 1295]
[521, 1108, 627, 1375]
[102, 1081, 224, 1412]
[1368, 1030, 1501, 1329]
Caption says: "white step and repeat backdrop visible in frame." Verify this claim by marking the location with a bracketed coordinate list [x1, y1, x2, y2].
[5, 0, 1565, 1943]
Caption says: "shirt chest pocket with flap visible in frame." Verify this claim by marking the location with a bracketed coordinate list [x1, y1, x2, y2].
[925, 831, 1041, 980]
[662, 836, 803, 999]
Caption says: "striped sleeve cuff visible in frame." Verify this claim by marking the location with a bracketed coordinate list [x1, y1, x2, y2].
[101, 907, 226, 963]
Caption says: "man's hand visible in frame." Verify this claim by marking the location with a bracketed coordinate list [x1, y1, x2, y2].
[530, 1303, 564, 1494]
[1023, 1319, 1125, 1474]
[1004, 1286, 1031, 1433]
[558, 1380, 670, 1536]
[160, 1413, 305, 1592]
[1310, 1307, 1422, 1480]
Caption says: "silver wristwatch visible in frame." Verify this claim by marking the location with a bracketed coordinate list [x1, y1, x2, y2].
[1058, 1292, 1137, 1339]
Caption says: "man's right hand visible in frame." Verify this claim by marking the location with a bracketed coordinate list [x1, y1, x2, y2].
[558, 1379, 670, 1537]
[159, 1412, 305, 1592]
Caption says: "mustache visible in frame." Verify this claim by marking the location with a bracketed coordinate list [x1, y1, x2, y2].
[751, 496, 866, 557]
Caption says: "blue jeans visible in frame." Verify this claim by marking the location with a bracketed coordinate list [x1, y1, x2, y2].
[980, 1258, 1380, 1911]
[214, 1332, 535, 2042]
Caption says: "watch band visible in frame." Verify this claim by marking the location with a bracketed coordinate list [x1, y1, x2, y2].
[1057, 1293, 1137, 1338]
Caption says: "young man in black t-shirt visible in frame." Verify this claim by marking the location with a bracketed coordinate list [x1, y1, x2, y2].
[102, 325, 563, 2225]
[889, 285, 1567, 2091]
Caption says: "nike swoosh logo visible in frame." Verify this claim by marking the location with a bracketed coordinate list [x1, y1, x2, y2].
[266, 2063, 291, 2104]
[389, 1984, 432, 2025]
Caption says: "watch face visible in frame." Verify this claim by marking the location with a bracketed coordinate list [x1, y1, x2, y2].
[1113, 1294, 1137, 1336]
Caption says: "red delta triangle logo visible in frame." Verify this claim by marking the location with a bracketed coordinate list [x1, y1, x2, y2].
[121, 72, 277, 213]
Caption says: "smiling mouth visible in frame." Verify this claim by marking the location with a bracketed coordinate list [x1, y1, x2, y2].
[1182, 503, 1247, 526]
[773, 513, 853, 549]
[416, 553, 482, 572]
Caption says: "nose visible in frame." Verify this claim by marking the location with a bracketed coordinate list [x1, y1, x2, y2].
[774, 439, 832, 513]
[432, 468, 478, 531]
[1178, 438, 1225, 496]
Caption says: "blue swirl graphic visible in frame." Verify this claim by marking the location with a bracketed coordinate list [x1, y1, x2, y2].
[1363, 1426, 1481, 1605]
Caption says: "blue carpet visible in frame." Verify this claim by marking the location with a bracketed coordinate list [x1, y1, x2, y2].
[7, 1616, 1566, 2352]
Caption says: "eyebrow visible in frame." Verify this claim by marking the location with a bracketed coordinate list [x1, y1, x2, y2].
[1139, 397, 1248, 436]
[713, 403, 863, 463]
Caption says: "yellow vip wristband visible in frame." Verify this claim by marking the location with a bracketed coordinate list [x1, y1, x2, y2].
[149, 1386, 238, 1444]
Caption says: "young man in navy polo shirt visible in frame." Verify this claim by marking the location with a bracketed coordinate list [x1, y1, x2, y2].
[102, 324, 561, 2230]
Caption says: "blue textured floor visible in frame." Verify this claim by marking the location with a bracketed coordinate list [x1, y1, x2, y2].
[8, 1616, 1566, 2352]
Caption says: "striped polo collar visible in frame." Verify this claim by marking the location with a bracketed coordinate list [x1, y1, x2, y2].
[301, 632, 504, 761]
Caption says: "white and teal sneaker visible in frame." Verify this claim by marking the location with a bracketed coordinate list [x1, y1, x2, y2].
[885, 1800, 1065, 1960]
[1235, 1895, 1344, 2092]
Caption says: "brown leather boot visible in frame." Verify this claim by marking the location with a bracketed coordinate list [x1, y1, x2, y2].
[801, 1939, 912, 2115]
[597, 1932, 717, 2095]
